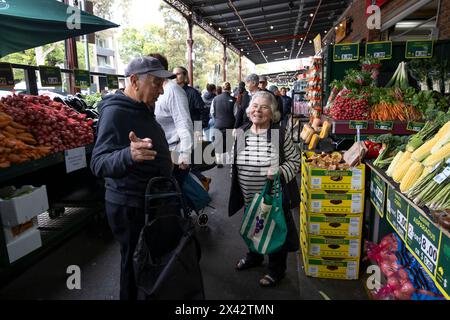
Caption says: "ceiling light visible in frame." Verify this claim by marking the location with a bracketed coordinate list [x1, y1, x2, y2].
[262, 50, 265, 53]
[209, 22, 212, 26]
[219, 27, 222, 31]
[310, 13, 314, 17]
[237, 28, 241, 31]
[335, 26, 338, 30]
[274, 40, 278, 43]
[301, 51, 304, 54]
[270, 25, 274, 30]
[324, 30, 327, 34]
[340, 23, 343, 27]
[300, 37, 303, 41]
[240, 48, 243, 51]
[247, 37, 250, 40]
[247, 52, 249, 55]
[309, 40, 312, 44]
[285, 48, 288, 51]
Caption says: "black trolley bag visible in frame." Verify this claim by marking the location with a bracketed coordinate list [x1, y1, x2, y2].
[133, 177, 205, 300]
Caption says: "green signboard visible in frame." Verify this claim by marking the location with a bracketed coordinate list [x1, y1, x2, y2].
[349, 120, 368, 130]
[74, 69, 91, 89]
[333, 43, 360, 62]
[370, 171, 386, 218]
[406, 40, 433, 59]
[39, 66, 62, 87]
[0, 62, 14, 89]
[386, 186, 409, 240]
[366, 41, 392, 60]
[406, 205, 441, 276]
[407, 121, 426, 132]
[436, 233, 450, 299]
[374, 120, 394, 131]
[107, 75, 119, 89]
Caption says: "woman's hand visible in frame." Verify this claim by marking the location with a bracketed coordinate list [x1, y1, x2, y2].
[267, 167, 280, 180]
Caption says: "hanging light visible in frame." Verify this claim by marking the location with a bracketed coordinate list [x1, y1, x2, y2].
[285, 48, 288, 52]
[247, 37, 250, 40]
[309, 40, 312, 44]
[209, 22, 213, 26]
[335, 26, 338, 30]
[237, 28, 241, 31]
[270, 25, 274, 30]
[219, 27, 222, 31]
[324, 30, 327, 34]
[274, 40, 278, 43]
[310, 13, 314, 17]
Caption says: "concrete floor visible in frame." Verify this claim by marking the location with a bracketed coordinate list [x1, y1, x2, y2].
[0, 166, 368, 300]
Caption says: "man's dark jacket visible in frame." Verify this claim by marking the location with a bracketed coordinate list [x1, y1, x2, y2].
[213, 91, 236, 129]
[183, 84, 206, 126]
[90, 91, 173, 208]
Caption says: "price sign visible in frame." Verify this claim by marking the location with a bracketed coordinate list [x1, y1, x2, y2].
[39, 66, 62, 87]
[0, 62, 14, 89]
[406, 40, 433, 59]
[386, 186, 408, 240]
[74, 69, 91, 89]
[65, 147, 87, 173]
[407, 121, 426, 132]
[370, 171, 386, 217]
[436, 233, 450, 299]
[333, 43, 360, 62]
[374, 120, 394, 131]
[349, 120, 368, 130]
[107, 74, 119, 89]
[366, 41, 392, 60]
[406, 205, 441, 276]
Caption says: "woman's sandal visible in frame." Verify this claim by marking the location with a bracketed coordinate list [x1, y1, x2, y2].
[235, 258, 262, 271]
[259, 274, 282, 287]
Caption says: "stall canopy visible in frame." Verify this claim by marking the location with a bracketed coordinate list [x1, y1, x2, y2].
[0, 0, 119, 57]
[164, 0, 350, 64]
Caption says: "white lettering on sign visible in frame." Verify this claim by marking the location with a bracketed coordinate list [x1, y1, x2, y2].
[397, 210, 407, 232]
[65, 147, 87, 173]
[421, 234, 438, 265]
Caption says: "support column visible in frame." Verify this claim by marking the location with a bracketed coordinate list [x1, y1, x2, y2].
[222, 43, 227, 82]
[186, 16, 194, 87]
[64, 0, 79, 94]
[238, 53, 242, 82]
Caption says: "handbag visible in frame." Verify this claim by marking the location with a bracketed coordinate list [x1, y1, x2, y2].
[239, 174, 287, 255]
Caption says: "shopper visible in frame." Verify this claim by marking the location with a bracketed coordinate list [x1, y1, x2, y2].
[203, 84, 217, 142]
[233, 81, 249, 115]
[151, 54, 193, 184]
[212, 82, 236, 167]
[216, 86, 223, 95]
[173, 66, 206, 129]
[234, 73, 260, 128]
[268, 85, 280, 96]
[90, 56, 175, 300]
[280, 87, 293, 127]
[259, 76, 284, 124]
[228, 90, 300, 287]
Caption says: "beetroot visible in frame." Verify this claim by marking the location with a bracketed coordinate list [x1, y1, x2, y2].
[329, 89, 370, 120]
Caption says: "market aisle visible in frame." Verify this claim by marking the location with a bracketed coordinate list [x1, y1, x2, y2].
[0, 166, 367, 300]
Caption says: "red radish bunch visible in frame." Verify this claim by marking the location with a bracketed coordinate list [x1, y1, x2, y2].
[329, 89, 369, 120]
[0, 94, 94, 153]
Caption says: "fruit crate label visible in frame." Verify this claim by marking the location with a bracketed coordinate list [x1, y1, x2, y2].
[107, 74, 119, 89]
[406, 40, 433, 59]
[347, 261, 358, 279]
[39, 66, 62, 87]
[436, 233, 450, 299]
[374, 120, 394, 131]
[406, 205, 441, 277]
[351, 168, 363, 190]
[74, 69, 91, 89]
[0, 62, 14, 89]
[370, 171, 386, 218]
[351, 193, 362, 213]
[386, 186, 408, 240]
[349, 217, 361, 236]
[407, 121, 425, 132]
[349, 120, 368, 130]
[333, 43, 360, 62]
[65, 147, 87, 173]
[366, 41, 392, 60]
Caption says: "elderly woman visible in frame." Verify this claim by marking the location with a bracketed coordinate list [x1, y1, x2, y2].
[228, 90, 301, 287]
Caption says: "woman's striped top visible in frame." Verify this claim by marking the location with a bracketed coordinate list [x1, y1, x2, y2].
[234, 128, 301, 206]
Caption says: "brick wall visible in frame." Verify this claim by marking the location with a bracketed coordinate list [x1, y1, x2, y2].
[438, 0, 450, 39]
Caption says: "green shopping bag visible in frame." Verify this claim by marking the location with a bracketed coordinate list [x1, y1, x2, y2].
[239, 174, 287, 255]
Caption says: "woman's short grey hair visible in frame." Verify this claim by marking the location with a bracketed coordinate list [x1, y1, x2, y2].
[245, 73, 259, 86]
[246, 91, 281, 123]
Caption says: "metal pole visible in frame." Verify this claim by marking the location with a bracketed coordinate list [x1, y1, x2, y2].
[81, 0, 90, 94]
[238, 53, 242, 82]
[64, 0, 79, 94]
[186, 16, 194, 87]
[222, 43, 227, 82]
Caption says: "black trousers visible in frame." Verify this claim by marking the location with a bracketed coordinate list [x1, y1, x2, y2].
[105, 201, 145, 300]
[245, 245, 288, 279]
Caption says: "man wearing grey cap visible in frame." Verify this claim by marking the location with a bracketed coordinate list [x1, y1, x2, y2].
[91, 56, 175, 300]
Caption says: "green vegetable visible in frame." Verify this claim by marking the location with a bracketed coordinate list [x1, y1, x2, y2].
[386, 62, 409, 90]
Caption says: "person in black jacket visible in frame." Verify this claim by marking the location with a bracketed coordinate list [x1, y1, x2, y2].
[234, 73, 260, 129]
[212, 82, 235, 167]
[90, 56, 175, 300]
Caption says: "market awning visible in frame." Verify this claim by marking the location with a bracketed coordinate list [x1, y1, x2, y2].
[163, 0, 350, 65]
[0, 0, 119, 57]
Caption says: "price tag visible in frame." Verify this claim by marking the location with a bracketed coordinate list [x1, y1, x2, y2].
[349, 239, 359, 257]
[434, 173, 447, 185]
[65, 147, 87, 173]
[309, 266, 318, 276]
[351, 168, 363, 190]
[39, 66, 62, 87]
[311, 244, 321, 256]
[374, 120, 394, 131]
[351, 193, 362, 213]
[0, 62, 14, 89]
[408, 224, 414, 240]
[333, 43, 360, 62]
[74, 69, 91, 89]
[310, 224, 320, 234]
[406, 40, 433, 59]
[349, 120, 368, 130]
[397, 210, 408, 232]
[311, 177, 322, 189]
[421, 234, 438, 265]
[349, 217, 360, 236]
[407, 121, 425, 132]
[311, 201, 322, 212]
[346, 261, 357, 279]
[366, 41, 392, 60]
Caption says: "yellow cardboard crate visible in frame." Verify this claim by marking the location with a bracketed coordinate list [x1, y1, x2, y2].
[302, 233, 361, 259]
[301, 182, 364, 214]
[301, 247, 360, 280]
[300, 202, 363, 237]
[301, 152, 365, 191]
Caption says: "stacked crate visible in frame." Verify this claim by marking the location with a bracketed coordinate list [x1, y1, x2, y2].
[300, 152, 365, 280]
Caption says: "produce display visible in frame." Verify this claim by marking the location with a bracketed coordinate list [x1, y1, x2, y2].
[0, 94, 94, 155]
[303, 151, 350, 170]
[329, 89, 370, 120]
[305, 57, 322, 115]
[366, 234, 444, 300]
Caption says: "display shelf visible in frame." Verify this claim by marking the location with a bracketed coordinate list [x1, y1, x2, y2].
[327, 117, 424, 136]
[0, 143, 94, 184]
[366, 161, 450, 300]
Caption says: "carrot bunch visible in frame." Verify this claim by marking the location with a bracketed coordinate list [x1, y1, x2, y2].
[370, 102, 422, 121]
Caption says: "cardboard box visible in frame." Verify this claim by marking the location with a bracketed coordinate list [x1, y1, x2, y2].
[300, 203, 363, 237]
[301, 152, 365, 191]
[301, 182, 364, 214]
[301, 246, 360, 280]
[6, 227, 42, 263]
[302, 233, 361, 259]
[0, 185, 49, 227]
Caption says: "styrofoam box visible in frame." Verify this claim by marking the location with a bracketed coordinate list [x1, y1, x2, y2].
[7, 228, 42, 263]
[3, 217, 39, 243]
[0, 185, 49, 227]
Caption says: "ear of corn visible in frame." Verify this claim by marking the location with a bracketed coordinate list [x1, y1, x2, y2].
[412, 136, 438, 162]
[392, 158, 414, 183]
[386, 151, 403, 177]
[423, 143, 450, 167]
[431, 129, 450, 154]
[410, 165, 432, 190]
[400, 161, 424, 193]
[319, 121, 331, 139]
[309, 134, 320, 150]
[304, 127, 316, 144]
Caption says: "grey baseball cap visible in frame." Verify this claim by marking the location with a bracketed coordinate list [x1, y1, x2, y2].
[124, 56, 176, 79]
[259, 75, 268, 82]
